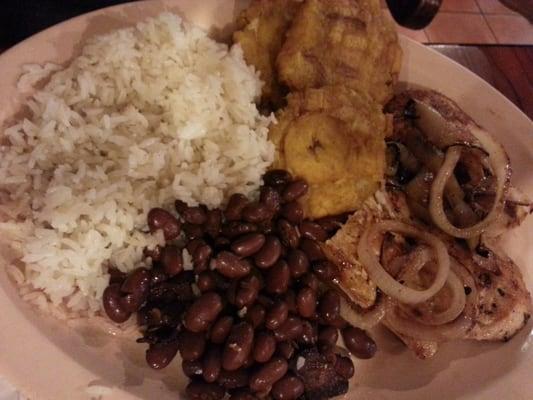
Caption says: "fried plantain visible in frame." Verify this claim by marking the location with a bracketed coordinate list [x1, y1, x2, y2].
[277, 0, 401, 105]
[233, 0, 302, 110]
[270, 85, 388, 219]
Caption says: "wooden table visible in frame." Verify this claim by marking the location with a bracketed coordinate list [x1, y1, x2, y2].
[430, 45, 533, 121]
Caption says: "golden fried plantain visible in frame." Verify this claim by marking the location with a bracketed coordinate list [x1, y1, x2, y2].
[276, 0, 401, 105]
[270, 85, 388, 218]
[233, 0, 301, 109]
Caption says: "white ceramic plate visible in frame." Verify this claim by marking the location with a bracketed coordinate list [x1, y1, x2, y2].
[0, 1, 532, 399]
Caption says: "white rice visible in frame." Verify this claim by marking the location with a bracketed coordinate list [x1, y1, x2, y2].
[0, 13, 274, 316]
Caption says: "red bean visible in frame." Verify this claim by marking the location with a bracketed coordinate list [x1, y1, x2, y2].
[186, 381, 225, 400]
[316, 213, 349, 233]
[174, 199, 188, 214]
[217, 369, 249, 389]
[299, 220, 328, 242]
[282, 180, 308, 203]
[287, 249, 309, 278]
[318, 326, 339, 347]
[197, 271, 217, 293]
[205, 209, 223, 238]
[273, 316, 304, 342]
[192, 243, 212, 273]
[119, 267, 151, 312]
[260, 186, 281, 214]
[272, 375, 305, 400]
[187, 238, 205, 256]
[280, 201, 304, 224]
[283, 290, 297, 314]
[235, 275, 262, 308]
[145, 342, 179, 369]
[319, 290, 341, 326]
[300, 273, 320, 292]
[266, 260, 291, 294]
[335, 355, 355, 379]
[299, 238, 325, 262]
[341, 326, 377, 359]
[182, 359, 203, 378]
[253, 331, 277, 363]
[103, 284, 131, 323]
[147, 208, 180, 240]
[277, 219, 300, 249]
[210, 315, 233, 344]
[264, 169, 292, 187]
[276, 341, 295, 360]
[229, 389, 256, 400]
[183, 222, 205, 240]
[222, 322, 254, 371]
[246, 304, 266, 328]
[203, 346, 222, 383]
[222, 221, 258, 238]
[265, 300, 289, 330]
[184, 292, 223, 332]
[179, 330, 206, 361]
[183, 206, 207, 225]
[142, 246, 161, 262]
[254, 235, 282, 269]
[296, 287, 317, 318]
[299, 321, 318, 346]
[212, 251, 251, 279]
[242, 203, 271, 223]
[313, 259, 337, 281]
[249, 357, 288, 392]
[160, 245, 183, 277]
[231, 233, 266, 257]
[225, 193, 249, 221]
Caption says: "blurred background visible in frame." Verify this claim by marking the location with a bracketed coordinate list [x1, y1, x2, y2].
[0, 0, 532, 50]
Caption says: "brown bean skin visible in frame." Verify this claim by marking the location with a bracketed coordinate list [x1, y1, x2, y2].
[242, 203, 271, 223]
[249, 357, 288, 392]
[143, 246, 161, 262]
[260, 186, 281, 214]
[197, 271, 217, 293]
[231, 233, 266, 257]
[299, 238, 325, 262]
[145, 342, 178, 369]
[235, 275, 262, 308]
[318, 326, 339, 347]
[341, 326, 377, 359]
[283, 290, 297, 314]
[296, 287, 317, 318]
[277, 219, 300, 249]
[246, 304, 266, 328]
[282, 180, 308, 203]
[316, 213, 349, 233]
[287, 249, 309, 278]
[299, 321, 318, 346]
[212, 251, 251, 279]
[192, 243, 212, 273]
[174, 199, 189, 214]
[319, 290, 341, 326]
[183, 222, 205, 240]
[229, 389, 256, 400]
[210, 316, 234, 344]
[264, 169, 292, 187]
[253, 331, 277, 363]
[182, 359, 203, 378]
[225, 193, 249, 221]
[273, 317, 304, 342]
[266, 260, 291, 295]
[265, 300, 289, 331]
[298, 221, 328, 242]
[160, 245, 183, 277]
[147, 207, 181, 240]
[119, 267, 151, 313]
[280, 202, 304, 224]
[335, 355, 355, 379]
[203, 346, 222, 383]
[205, 209, 223, 238]
[222, 322, 255, 371]
[254, 235, 282, 269]
[276, 341, 295, 360]
[103, 284, 131, 323]
[300, 273, 320, 292]
[312, 259, 337, 281]
[183, 206, 208, 225]
[222, 221, 258, 238]
[179, 331, 206, 361]
[272, 375, 305, 400]
[184, 292, 223, 332]
[217, 369, 249, 389]
[186, 381, 225, 400]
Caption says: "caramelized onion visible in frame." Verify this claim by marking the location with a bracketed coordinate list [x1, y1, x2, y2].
[339, 295, 385, 330]
[357, 221, 450, 305]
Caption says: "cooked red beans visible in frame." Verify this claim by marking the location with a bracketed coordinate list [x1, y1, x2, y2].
[103, 170, 372, 399]
[341, 326, 377, 359]
[184, 292, 223, 332]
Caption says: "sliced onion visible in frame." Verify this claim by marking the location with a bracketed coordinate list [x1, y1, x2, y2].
[429, 137, 510, 239]
[340, 295, 385, 330]
[357, 220, 450, 305]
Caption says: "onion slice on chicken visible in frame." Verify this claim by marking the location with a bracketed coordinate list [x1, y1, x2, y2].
[339, 295, 386, 330]
[357, 220, 450, 305]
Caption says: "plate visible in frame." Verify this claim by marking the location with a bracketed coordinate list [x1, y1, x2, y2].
[0, 1, 532, 399]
